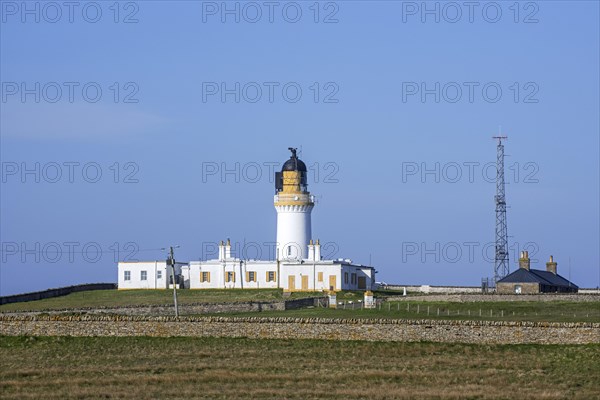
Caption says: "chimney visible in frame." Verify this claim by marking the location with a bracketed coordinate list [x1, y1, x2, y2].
[307, 239, 315, 261]
[314, 239, 321, 261]
[225, 238, 232, 259]
[546, 255, 557, 275]
[519, 251, 530, 271]
[218, 240, 225, 261]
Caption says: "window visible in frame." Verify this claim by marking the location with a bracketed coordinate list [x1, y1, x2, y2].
[141, 271, 147, 281]
[267, 271, 276, 282]
[124, 271, 131, 281]
[201, 271, 210, 283]
[226, 271, 235, 282]
[344, 272, 349, 284]
[357, 276, 367, 290]
[287, 246, 292, 256]
[514, 285, 522, 294]
[351, 273, 357, 285]
[247, 271, 256, 282]
[317, 272, 323, 282]
[157, 271, 162, 280]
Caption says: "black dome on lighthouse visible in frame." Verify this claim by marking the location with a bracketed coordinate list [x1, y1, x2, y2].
[281, 148, 307, 172]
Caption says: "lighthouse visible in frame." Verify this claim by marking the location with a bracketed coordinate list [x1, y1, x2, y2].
[274, 148, 315, 261]
[120, 146, 377, 292]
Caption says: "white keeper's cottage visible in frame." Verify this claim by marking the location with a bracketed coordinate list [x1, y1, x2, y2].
[117, 261, 187, 290]
[118, 148, 376, 292]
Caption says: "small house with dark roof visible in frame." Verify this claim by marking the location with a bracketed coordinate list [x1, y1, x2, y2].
[497, 252, 578, 294]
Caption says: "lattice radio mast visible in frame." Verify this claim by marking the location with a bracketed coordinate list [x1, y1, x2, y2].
[493, 135, 509, 284]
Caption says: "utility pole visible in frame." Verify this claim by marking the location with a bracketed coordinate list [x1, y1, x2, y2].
[493, 136, 509, 284]
[239, 260, 244, 289]
[165, 246, 180, 317]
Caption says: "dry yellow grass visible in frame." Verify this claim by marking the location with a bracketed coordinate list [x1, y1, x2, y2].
[1, 336, 598, 399]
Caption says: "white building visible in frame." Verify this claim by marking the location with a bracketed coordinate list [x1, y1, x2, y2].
[181, 240, 375, 291]
[117, 261, 186, 290]
[118, 148, 375, 292]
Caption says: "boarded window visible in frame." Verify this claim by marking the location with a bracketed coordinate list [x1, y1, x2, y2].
[317, 272, 323, 282]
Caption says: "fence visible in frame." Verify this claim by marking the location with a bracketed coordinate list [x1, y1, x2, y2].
[359, 300, 600, 323]
[0, 283, 117, 305]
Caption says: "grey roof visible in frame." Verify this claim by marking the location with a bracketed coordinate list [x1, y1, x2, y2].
[498, 268, 578, 289]
[282, 156, 307, 172]
[531, 270, 576, 287]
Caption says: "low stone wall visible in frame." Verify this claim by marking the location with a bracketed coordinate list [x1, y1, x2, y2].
[1, 302, 283, 316]
[579, 288, 600, 294]
[285, 297, 325, 310]
[383, 294, 600, 303]
[385, 285, 600, 296]
[383, 285, 483, 294]
[1, 315, 597, 345]
[0, 283, 117, 305]
[0, 297, 326, 316]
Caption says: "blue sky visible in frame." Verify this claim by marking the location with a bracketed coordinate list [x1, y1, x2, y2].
[1, 1, 598, 295]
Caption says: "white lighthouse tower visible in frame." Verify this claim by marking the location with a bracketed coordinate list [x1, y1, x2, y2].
[274, 148, 315, 261]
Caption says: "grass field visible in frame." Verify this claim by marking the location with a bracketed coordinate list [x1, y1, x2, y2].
[0, 289, 321, 311]
[205, 300, 600, 323]
[0, 336, 598, 399]
[1, 289, 599, 323]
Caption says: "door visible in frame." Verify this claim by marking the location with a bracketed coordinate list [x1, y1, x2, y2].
[288, 275, 296, 291]
[302, 275, 309, 291]
[328, 275, 337, 291]
[357, 276, 366, 290]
